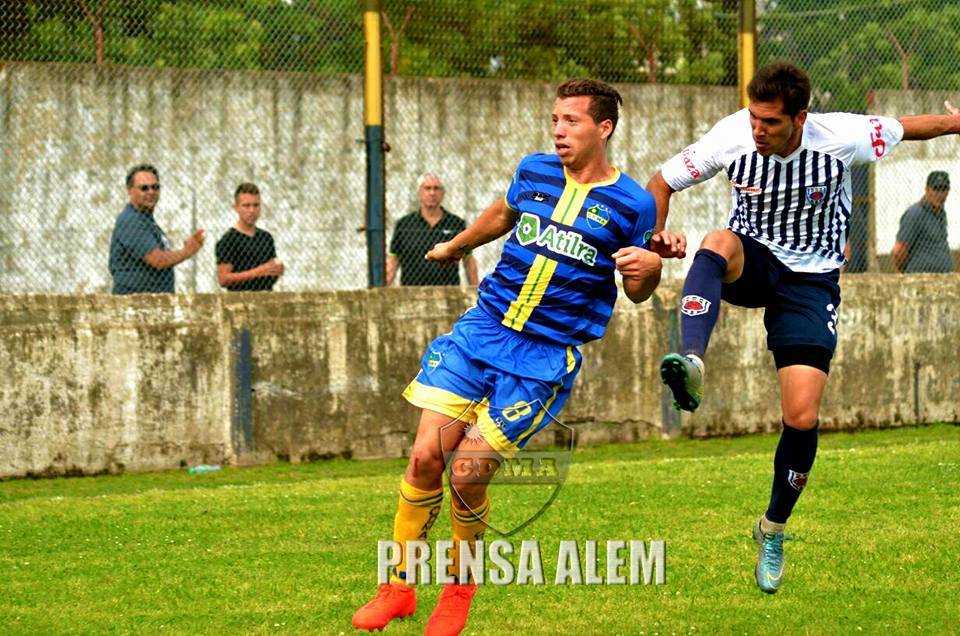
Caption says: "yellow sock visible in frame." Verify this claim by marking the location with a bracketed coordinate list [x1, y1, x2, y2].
[390, 479, 443, 584]
[449, 497, 490, 582]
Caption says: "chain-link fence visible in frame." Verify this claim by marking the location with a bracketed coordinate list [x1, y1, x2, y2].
[759, 0, 960, 273]
[0, 0, 370, 294]
[0, 1, 956, 294]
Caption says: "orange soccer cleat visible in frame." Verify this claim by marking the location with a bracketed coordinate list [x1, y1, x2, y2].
[351, 583, 417, 631]
[424, 583, 477, 636]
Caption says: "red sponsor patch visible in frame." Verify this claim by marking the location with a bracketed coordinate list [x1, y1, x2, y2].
[730, 180, 763, 194]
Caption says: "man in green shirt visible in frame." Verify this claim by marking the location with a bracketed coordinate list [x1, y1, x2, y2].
[893, 171, 953, 273]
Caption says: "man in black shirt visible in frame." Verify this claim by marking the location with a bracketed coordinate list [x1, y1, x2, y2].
[216, 183, 284, 291]
[387, 174, 479, 286]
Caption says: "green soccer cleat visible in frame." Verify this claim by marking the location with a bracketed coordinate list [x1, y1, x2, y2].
[659, 353, 704, 412]
[753, 518, 785, 594]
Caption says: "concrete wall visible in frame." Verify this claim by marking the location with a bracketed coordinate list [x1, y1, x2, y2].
[1, 276, 957, 478]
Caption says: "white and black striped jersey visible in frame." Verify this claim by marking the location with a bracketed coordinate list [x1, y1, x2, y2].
[661, 109, 904, 273]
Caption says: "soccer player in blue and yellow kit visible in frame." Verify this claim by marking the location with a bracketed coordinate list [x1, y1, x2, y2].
[352, 79, 686, 635]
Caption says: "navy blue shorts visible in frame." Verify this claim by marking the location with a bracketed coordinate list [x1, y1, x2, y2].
[721, 234, 841, 354]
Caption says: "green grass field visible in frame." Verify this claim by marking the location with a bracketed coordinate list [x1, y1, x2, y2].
[1, 424, 958, 635]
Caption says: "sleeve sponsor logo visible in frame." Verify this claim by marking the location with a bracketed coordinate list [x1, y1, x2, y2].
[868, 117, 886, 157]
[681, 146, 701, 179]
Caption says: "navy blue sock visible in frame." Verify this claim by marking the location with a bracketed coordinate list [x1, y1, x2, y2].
[679, 249, 727, 358]
[765, 421, 819, 524]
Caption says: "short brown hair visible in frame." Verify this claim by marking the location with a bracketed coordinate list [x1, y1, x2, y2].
[747, 61, 811, 118]
[234, 182, 260, 202]
[556, 78, 623, 138]
[126, 163, 158, 188]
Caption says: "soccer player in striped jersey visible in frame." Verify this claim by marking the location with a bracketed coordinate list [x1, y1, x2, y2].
[647, 60, 960, 594]
[351, 78, 685, 634]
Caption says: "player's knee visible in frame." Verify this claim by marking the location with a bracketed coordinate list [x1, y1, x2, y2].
[783, 410, 819, 431]
[406, 444, 445, 483]
[700, 230, 733, 253]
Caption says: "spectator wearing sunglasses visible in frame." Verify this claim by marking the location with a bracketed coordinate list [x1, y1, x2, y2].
[109, 164, 205, 294]
[893, 171, 954, 273]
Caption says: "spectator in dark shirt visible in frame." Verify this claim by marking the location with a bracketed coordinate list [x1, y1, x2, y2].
[893, 171, 953, 273]
[387, 174, 479, 286]
[215, 183, 284, 291]
[109, 164, 205, 294]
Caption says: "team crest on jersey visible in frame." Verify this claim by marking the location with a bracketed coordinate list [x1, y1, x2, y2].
[427, 350, 443, 371]
[805, 185, 827, 206]
[584, 204, 611, 229]
[787, 469, 809, 492]
[680, 294, 711, 316]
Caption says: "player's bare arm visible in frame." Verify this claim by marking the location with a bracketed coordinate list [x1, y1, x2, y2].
[899, 100, 960, 140]
[426, 198, 518, 264]
[612, 246, 662, 304]
[645, 170, 675, 232]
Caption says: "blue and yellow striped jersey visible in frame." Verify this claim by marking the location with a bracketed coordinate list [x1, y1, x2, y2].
[476, 153, 657, 346]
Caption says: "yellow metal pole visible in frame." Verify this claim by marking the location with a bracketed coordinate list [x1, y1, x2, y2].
[738, 0, 756, 108]
[363, 0, 382, 127]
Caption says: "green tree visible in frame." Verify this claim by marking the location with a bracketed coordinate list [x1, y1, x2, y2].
[382, 0, 736, 85]
[760, 0, 959, 112]
[146, 3, 263, 70]
[3, 0, 737, 83]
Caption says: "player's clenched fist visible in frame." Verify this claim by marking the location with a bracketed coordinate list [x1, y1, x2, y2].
[649, 230, 687, 259]
[425, 240, 465, 264]
[612, 245, 662, 280]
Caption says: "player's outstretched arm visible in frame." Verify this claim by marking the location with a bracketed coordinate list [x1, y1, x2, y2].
[426, 198, 518, 264]
[645, 171, 676, 232]
[612, 246, 662, 304]
[899, 100, 960, 140]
